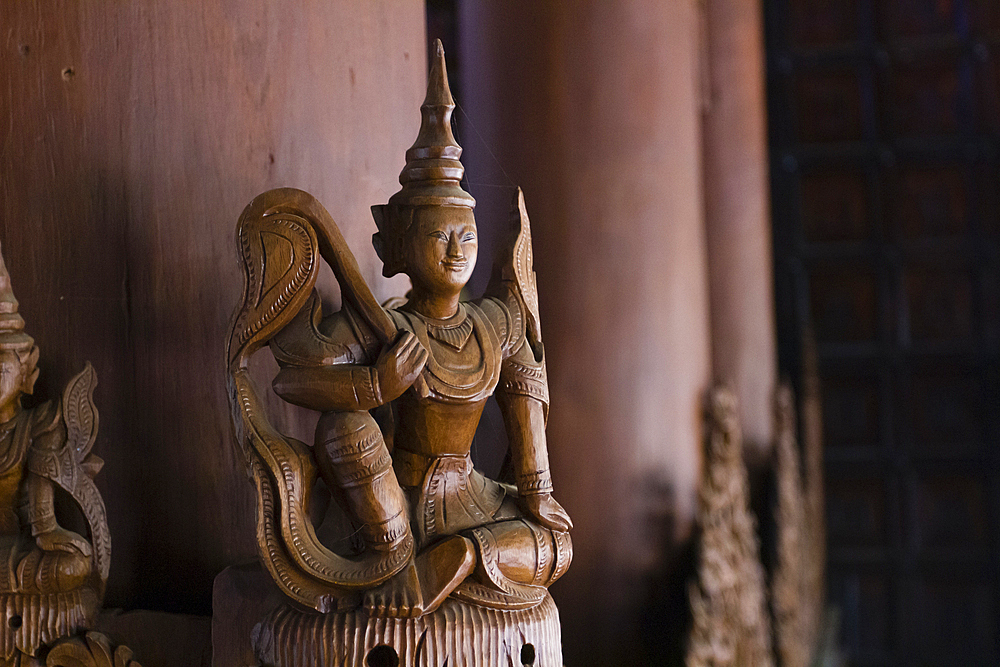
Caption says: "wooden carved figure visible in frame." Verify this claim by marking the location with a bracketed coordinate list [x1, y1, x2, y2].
[0, 243, 111, 666]
[227, 41, 571, 666]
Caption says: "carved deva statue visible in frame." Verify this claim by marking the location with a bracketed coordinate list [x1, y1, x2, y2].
[226, 42, 571, 666]
[0, 244, 111, 666]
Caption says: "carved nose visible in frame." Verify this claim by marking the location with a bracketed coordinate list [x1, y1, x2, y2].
[446, 233, 463, 258]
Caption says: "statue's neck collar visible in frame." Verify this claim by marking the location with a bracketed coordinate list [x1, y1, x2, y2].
[401, 303, 473, 351]
[402, 302, 466, 328]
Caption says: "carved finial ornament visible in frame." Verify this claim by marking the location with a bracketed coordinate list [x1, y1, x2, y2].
[392, 39, 473, 209]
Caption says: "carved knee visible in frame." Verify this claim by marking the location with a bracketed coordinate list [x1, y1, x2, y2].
[314, 410, 409, 552]
[48, 551, 92, 591]
[546, 529, 572, 587]
[466, 520, 572, 592]
[16, 549, 91, 593]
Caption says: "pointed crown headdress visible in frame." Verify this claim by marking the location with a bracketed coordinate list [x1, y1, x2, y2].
[372, 40, 474, 276]
[0, 243, 33, 356]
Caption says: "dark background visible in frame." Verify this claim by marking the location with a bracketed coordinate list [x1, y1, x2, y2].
[765, 0, 1000, 664]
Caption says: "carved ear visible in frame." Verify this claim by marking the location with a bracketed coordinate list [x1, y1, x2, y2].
[371, 205, 388, 233]
[373, 232, 402, 278]
[22, 346, 39, 395]
[372, 205, 401, 277]
[372, 232, 386, 263]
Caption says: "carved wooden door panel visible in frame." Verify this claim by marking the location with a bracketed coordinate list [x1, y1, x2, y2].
[765, 1, 1000, 665]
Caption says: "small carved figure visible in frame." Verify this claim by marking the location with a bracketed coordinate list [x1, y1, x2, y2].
[227, 41, 571, 664]
[0, 244, 111, 665]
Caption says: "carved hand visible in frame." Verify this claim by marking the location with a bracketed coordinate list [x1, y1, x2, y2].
[520, 493, 573, 532]
[374, 331, 429, 402]
[36, 526, 92, 557]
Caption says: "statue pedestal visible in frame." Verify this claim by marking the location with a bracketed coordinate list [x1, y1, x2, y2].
[252, 594, 563, 667]
[0, 587, 99, 661]
[213, 564, 286, 667]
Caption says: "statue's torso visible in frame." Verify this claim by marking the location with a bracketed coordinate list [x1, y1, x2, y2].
[387, 302, 503, 459]
[386, 303, 515, 544]
[276, 295, 522, 542]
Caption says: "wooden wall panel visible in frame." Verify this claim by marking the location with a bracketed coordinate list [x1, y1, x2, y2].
[1, 1, 426, 612]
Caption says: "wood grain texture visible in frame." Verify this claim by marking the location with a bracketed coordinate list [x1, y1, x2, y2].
[1, 1, 426, 613]
[212, 564, 285, 667]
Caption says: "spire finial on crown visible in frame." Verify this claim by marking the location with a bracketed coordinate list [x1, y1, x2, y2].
[386, 39, 474, 210]
[0, 242, 33, 353]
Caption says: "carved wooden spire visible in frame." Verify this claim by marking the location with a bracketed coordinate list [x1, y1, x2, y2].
[387, 39, 474, 209]
[0, 242, 32, 352]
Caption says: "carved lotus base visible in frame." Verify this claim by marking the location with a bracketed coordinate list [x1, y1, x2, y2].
[0, 587, 99, 663]
[252, 593, 563, 667]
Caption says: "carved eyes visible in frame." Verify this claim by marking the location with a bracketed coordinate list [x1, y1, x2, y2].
[428, 231, 477, 243]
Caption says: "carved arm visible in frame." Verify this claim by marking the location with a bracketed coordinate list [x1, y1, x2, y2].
[495, 336, 553, 497]
[273, 364, 385, 412]
[495, 347, 572, 533]
[273, 331, 428, 412]
[25, 467, 92, 557]
[25, 471, 57, 537]
[496, 391, 552, 496]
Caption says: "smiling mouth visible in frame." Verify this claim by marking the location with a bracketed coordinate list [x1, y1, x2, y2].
[442, 260, 467, 271]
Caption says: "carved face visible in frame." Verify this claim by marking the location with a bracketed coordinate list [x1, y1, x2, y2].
[0, 351, 25, 415]
[404, 206, 477, 297]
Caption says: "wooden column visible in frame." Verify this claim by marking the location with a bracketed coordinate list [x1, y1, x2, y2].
[702, 0, 777, 456]
[0, 1, 425, 613]
[460, 2, 711, 661]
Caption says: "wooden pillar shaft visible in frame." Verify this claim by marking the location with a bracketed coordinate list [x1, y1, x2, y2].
[461, 2, 711, 661]
[702, 0, 777, 455]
